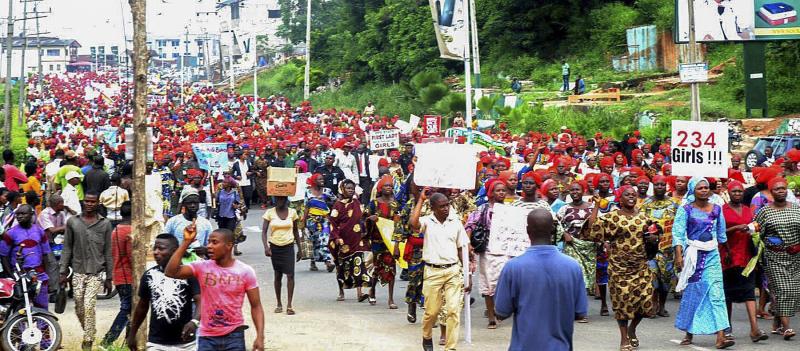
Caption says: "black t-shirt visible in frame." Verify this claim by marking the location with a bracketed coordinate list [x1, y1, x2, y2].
[139, 266, 201, 345]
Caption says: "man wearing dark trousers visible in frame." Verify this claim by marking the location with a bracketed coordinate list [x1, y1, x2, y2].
[232, 150, 254, 209]
[354, 143, 373, 204]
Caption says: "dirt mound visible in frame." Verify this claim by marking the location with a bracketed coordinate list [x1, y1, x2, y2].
[740, 114, 800, 137]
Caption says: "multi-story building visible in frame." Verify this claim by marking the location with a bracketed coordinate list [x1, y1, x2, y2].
[215, 0, 286, 67]
[0, 36, 80, 77]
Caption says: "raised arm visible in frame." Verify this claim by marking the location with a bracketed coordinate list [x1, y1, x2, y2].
[165, 220, 197, 280]
[409, 190, 428, 232]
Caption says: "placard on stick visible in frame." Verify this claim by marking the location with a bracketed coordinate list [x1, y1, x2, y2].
[670, 120, 729, 178]
[369, 129, 400, 150]
[414, 143, 477, 190]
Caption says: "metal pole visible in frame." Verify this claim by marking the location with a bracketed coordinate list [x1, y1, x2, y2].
[34, 3, 42, 92]
[252, 32, 258, 119]
[687, 0, 701, 121]
[302, 0, 311, 100]
[17, 0, 28, 126]
[469, 0, 481, 98]
[464, 0, 473, 144]
[228, 32, 234, 91]
[3, 0, 14, 146]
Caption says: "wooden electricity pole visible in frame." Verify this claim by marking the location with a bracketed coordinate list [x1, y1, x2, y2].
[129, 0, 149, 349]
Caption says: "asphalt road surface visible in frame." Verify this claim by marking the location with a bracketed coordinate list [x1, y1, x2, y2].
[61, 208, 798, 350]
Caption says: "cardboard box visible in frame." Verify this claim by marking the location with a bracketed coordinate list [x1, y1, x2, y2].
[267, 167, 297, 196]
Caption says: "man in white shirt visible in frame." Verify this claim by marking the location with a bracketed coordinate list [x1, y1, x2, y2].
[45, 149, 65, 204]
[232, 151, 254, 209]
[409, 190, 471, 351]
[336, 143, 359, 185]
[62, 171, 83, 218]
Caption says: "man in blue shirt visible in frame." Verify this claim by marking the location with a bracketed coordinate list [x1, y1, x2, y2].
[494, 208, 588, 351]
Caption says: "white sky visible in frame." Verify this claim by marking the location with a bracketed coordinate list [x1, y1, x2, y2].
[0, 0, 222, 49]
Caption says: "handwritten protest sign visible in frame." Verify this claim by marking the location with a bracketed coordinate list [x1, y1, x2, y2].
[671, 121, 729, 178]
[191, 143, 229, 173]
[414, 143, 477, 190]
[369, 129, 400, 150]
[488, 204, 531, 257]
[422, 115, 441, 135]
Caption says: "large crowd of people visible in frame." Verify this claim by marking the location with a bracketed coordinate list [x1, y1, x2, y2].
[7, 70, 800, 350]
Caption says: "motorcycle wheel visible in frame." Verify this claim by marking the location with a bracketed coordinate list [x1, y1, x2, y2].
[0, 314, 62, 351]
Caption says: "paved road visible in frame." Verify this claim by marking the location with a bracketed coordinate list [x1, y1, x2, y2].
[61, 208, 797, 350]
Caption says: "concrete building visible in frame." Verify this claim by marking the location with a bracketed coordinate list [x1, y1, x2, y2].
[0, 36, 80, 77]
[215, 0, 286, 67]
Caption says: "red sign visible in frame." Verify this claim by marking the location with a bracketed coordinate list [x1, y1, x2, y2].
[422, 115, 442, 135]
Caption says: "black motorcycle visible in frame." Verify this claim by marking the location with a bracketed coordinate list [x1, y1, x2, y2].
[0, 241, 62, 350]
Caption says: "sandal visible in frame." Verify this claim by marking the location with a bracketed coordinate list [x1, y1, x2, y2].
[488, 320, 498, 329]
[577, 317, 589, 323]
[657, 310, 670, 317]
[620, 345, 634, 351]
[600, 308, 610, 316]
[407, 313, 417, 323]
[784, 328, 796, 340]
[326, 263, 336, 272]
[757, 311, 774, 320]
[679, 336, 693, 345]
[358, 294, 370, 303]
[438, 337, 446, 346]
[629, 337, 639, 348]
[286, 308, 295, 315]
[750, 330, 768, 342]
[771, 327, 785, 335]
[336, 294, 345, 302]
[715, 339, 735, 349]
[369, 297, 377, 305]
[388, 303, 398, 309]
[274, 307, 283, 313]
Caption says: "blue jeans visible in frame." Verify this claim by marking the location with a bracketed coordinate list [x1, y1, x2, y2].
[562, 75, 570, 92]
[102, 284, 132, 345]
[198, 330, 246, 351]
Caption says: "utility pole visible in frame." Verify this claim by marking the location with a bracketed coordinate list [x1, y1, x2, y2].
[464, 0, 473, 143]
[33, 2, 44, 92]
[16, 0, 28, 127]
[687, 0, 701, 121]
[468, 0, 481, 99]
[129, 0, 150, 349]
[3, 0, 14, 147]
[302, 0, 310, 100]
[251, 5, 258, 120]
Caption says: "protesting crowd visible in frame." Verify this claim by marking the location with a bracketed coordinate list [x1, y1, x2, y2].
[7, 70, 800, 351]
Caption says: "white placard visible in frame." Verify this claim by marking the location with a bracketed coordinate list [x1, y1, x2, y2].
[671, 120, 729, 178]
[124, 128, 154, 161]
[369, 129, 400, 150]
[368, 155, 384, 180]
[488, 204, 532, 257]
[414, 143, 477, 190]
[409, 114, 421, 129]
[395, 120, 413, 134]
[290, 172, 311, 202]
[680, 63, 709, 83]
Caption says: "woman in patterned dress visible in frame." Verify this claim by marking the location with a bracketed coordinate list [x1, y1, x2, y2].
[397, 174, 428, 323]
[755, 177, 800, 340]
[365, 175, 400, 308]
[330, 179, 374, 301]
[673, 177, 733, 349]
[592, 172, 616, 316]
[253, 152, 270, 208]
[583, 185, 657, 350]
[558, 180, 596, 323]
[302, 173, 335, 272]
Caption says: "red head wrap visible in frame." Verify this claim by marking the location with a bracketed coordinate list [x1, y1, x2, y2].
[615, 185, 635, 204]
[635, 176, 650, 185]
[485, 177, 506, 197]
[753, 167, 781, 185]
[376, 175, 394, 192]
[786, 149, 800, 163]
[540, 179, 557, 197]
[727, 180, 744, 191]
[570, 180, 588, 193]
[727, 169, 746, 184]
[599, 156, 614, 168]
[593, 173, 613, 189]
[652, 175, 667, 184]
[307, 173, 322, 187]
[768, 177, 787, 191]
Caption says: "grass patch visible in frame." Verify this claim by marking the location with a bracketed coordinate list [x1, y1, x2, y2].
[0, 84, 27, 158]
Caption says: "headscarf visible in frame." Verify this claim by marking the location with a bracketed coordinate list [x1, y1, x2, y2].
[768, 177, 787, 191]
[727, 169, 746, 184]
[786, 149, 800, 163]
[612, 152, 628, 166]
[179, 187, 199, 204]
[727, 180, 744, 192]
[520, 171, 540, 185]
[307, 173, 322, 187]
[376, 174, 394, 192]
[752, 166, 781, 185]
[338, 180, 355, 198]
[295, 159, 308, 173]
[540, 179, 557, 197]
[684, 176, 709, 204]
[599, 156, 614, 169]
[570, 180, 588, 193]
[485, 177, 506, 197]
[652, 174, 667, 184]
[635, 175, 650, 185]
[593, 173, 613, 190]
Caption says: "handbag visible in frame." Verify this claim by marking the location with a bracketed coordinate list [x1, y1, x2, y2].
[299, 230, 314, 260]
[470, 205, 491, 253]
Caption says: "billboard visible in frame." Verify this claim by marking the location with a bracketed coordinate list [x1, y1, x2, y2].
[429, 0, 468, 60]
[676, 0, 800, 42]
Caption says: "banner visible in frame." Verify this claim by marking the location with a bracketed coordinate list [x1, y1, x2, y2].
[675, 0, 800, 42]
[148, 94, 167, 105]
[414, 143, 477, 189]
[376, 218, 408, 269]
[445, 127, 508, 155]
[429, 0, 468, 60]
[369, 129, 401, 150]
[488, 204, 531, 257]
[422, 115, 442, 135]
[191, 143, 230, 173]
[97, 126, 119, 148]
[670, 120, 729, 178]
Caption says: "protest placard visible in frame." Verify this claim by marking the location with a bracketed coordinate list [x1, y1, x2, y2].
[671, 120, 729, 178]
[369, 129, 400, 150]
[488, 204, 531, 257]
[422, 115, 441, 135]
[409, 114, 421, 129]
[290, 172, 311, 202]
[414, 143, 477, 190]
[191, 143, 229, 173]
[97, 126, 119, 148]
[395, 120, 413, 134]
[124, 128, 153, 161]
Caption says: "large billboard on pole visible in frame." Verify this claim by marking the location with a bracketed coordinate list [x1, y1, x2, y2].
[675, 0, 800, 42]
[429, 0, 468, 60]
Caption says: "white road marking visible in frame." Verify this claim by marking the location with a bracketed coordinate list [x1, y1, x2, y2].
[669, 339, 712, 351]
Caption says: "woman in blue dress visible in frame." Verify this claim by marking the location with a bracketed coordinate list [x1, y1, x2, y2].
[673, 177, 734, 349]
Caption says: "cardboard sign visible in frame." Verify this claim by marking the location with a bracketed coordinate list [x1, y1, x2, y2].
[422, 115, 442, 135]
[369, 129, 400, 150]
[488, 204, 531, 257]
[192, 143, 229, 173]
[670, 120, 729, 178]
[267, 167, 297, 196]
[414, 143, 477, 190]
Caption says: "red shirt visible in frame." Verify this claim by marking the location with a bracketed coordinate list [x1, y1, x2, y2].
[111, 224, 133, 285]
[720, 204, 754, 270]
[3, 164, 28, 192]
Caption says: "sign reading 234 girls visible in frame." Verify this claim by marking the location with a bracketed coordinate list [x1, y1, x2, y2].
[670, 120, 729, 178]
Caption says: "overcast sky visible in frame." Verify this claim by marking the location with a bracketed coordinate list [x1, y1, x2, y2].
[0, 0, 222, 48]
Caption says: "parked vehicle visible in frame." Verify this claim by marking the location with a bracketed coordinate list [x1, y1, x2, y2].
[0, 242, 62, 350]
[745, 135, 800, 171]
